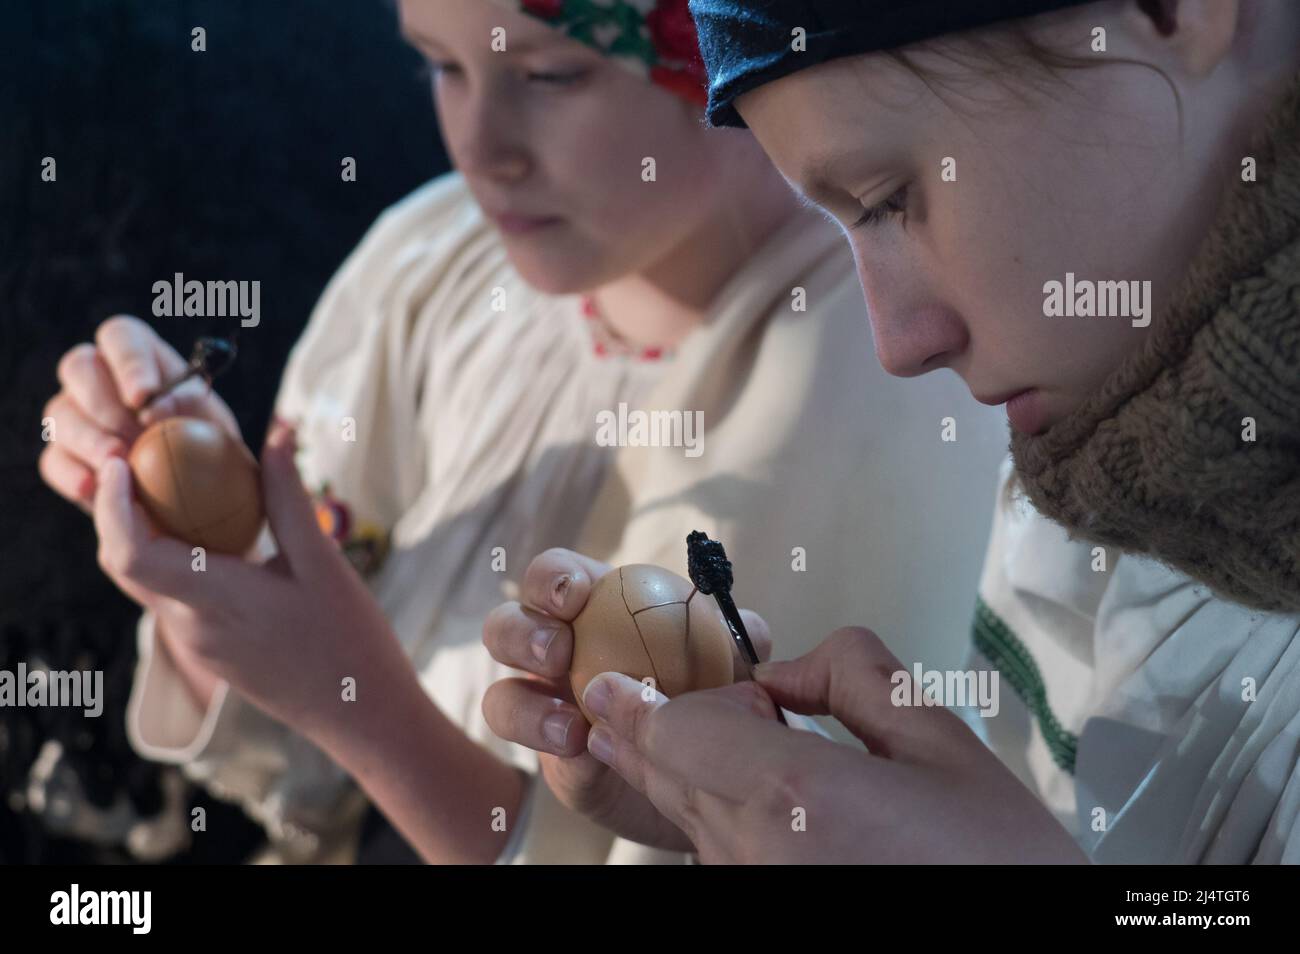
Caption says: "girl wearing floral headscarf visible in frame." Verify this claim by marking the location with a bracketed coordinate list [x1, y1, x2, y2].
[41, 0, 1007, 862]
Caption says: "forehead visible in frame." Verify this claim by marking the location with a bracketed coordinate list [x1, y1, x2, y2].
[398, 0, 568, 52]
[736, 56, 911, 195]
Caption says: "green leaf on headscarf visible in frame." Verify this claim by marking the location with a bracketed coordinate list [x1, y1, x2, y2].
[554, 0, 658, 66]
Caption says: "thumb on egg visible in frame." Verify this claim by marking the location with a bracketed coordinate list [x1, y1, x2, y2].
[259, 420, 332, 580]
[92, 457, 206, 606]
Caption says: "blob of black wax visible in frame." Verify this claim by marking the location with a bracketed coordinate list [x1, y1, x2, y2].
[687, 530, 733, 597]
[191, 334, 238, 381]
[686, 529, 787, 724]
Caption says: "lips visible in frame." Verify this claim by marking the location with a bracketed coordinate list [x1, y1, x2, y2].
[1004, 390, 1046, 435]
[973, 388, 1046, 434]
[488, 210, 563, 235]
[974, 387, 1030, 407]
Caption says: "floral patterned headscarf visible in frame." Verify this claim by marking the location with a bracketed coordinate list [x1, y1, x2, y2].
[489, 0, 707, 106]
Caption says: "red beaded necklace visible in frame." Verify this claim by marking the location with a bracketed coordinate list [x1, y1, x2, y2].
[580, 294, 673, 362]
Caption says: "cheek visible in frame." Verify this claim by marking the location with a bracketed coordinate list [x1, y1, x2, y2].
[934, 146, 1160, 398]
[536, 102, 715, 263]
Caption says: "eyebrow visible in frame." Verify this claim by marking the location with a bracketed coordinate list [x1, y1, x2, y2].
[795, 152, 853, 205]
[399, 25, 442, 51]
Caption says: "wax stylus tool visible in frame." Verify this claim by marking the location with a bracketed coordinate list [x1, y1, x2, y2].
[686, 530, 787, 726]
[138, 333, 239, 411]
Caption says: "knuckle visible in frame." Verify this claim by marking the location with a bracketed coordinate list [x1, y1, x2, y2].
[626, 691, 655, 746]
[675, 785, 705, 839]
[729, 679, 774, 717]
[98, 541, 139, 580]
[635, 694, 674, 753]
[829, 625, 884, 659]
[535, 546, 575, 565]
[826, 626, 898, 687]
[95, 543, 118, 577]
[479, 682, 505, 732]
[98, 314, 141, 342]
[56, 344, 96, 384]
[757, 765, 809, 814]
[37, 445, 59, 482]
[115, 351, 147, 379]
[740, 608, 771, 640]
[481, 601, 518, 646]
[41, 394, 67, 427]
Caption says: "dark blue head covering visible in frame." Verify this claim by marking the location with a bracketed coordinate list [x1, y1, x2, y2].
[688, 0, 1097, 127]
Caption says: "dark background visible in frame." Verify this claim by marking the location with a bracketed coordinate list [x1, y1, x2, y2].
[0, 0, 450, 862]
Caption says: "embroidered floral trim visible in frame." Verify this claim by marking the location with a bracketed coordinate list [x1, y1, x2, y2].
[580, 294, 675, 361]
[493, 0, 707, 105]
[971, 597, 1079, 775]
[312, 484, 390, 578]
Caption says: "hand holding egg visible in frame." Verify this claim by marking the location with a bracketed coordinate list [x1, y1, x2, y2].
[39, 315, 241, 514]
[481, 548, 772, 852]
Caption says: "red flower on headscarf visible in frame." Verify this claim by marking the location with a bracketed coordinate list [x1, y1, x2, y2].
[646, 0, 707, 84]
[522, 0, 563, 19]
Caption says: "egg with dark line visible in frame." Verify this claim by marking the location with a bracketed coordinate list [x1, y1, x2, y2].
[127, 417, 264, 555]
[569, 564, 735, 722]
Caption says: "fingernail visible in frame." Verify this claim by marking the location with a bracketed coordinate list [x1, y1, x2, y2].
[583, 676, 613, 720]
[587, 727, 614, 764]
[530, 626, 557, 665]
[550, 574, 571, 611]
[542, 711, 573, 750]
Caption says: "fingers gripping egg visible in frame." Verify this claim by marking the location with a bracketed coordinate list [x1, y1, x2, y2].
[127, 417, 264, 555]
[569, 564, 735, 723]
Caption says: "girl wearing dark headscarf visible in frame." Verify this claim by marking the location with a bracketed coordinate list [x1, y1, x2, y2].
[486, 0, 1300, 862]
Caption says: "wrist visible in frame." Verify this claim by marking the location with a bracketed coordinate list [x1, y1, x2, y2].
[313, 667, 527, 864]
[305, 652, 428, 765]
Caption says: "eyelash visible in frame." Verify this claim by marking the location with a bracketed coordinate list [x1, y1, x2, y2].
[528, 70, 586, 86]
[417, 60, 586, 87]
[851, 186, 909, 230]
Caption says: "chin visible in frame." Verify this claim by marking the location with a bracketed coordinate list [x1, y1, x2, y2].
[505, 248, 610, 297]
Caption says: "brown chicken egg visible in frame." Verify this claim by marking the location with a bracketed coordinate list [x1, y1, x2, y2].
[127, 417, 264, 555]
[569, 564, 735, 722]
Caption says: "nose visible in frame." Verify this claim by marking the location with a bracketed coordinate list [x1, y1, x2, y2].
[447, 82, 531, 184]
[857, 266, 968, 378]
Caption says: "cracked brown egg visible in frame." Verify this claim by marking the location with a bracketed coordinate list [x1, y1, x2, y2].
[128, 417, 264, 555]
[569, 564, 735, 723]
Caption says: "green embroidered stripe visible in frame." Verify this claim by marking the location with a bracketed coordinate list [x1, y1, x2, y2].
[972, 597, 1078, 775]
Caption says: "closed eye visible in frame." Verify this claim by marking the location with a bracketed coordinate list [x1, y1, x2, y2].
[852, 185, 909, 230]
[526, 69, 588, 86]
[417, 59, 461, 81]
[415, 60, 585, 87]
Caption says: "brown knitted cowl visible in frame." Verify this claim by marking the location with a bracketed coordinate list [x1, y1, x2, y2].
[1011, 73, 1300, 613]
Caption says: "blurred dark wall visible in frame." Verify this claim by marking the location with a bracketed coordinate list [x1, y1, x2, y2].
[0, 0, 449, 862]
